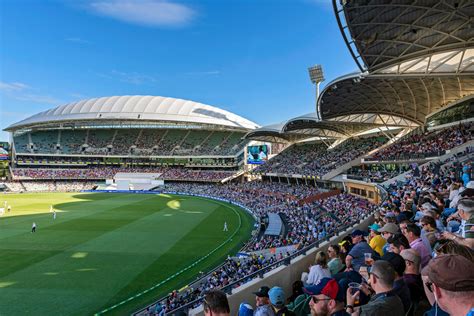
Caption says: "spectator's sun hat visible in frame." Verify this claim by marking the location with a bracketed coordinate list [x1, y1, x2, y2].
[378, 223, 399, 234]
[303, 278, 344, 302]
[268, 286, 286, 307]
[422, 254, 474, 291]
[400, 249, 421, 267]
[368, 223, 381, 232]
[253, 286, 270, 297]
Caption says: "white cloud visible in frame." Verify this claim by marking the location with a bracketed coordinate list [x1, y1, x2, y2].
[70, 93, 89, 99]
[88, 0, 196, 27]
[0, 81, 62, 105]
[65, 37, 91, 44]
[0, 81, 30, 92]
[184, 70, 221, 76]
[96, 69, 158, 85]
[14, 94, 62, 104]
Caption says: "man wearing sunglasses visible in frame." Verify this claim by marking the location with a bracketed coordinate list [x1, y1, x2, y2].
[304, 278, 348, 316]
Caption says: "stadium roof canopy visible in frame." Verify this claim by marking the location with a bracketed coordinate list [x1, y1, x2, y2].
[5, 95, 259, 131]
[334, 0, 474, 72]
[318, 72, 474, 125]
[245, 112, 408, 142]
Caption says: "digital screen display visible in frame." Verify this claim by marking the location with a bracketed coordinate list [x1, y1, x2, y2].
[0, 148, 8, 161]
[247, 145, 268, 165]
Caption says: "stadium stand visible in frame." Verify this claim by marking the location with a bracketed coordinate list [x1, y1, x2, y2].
[369, 122, 473, 161]
[255, 136, 387, 177]
[3, 2, 474, 315]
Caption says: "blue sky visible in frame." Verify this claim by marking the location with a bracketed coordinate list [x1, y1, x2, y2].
[0, 0, 358, 141]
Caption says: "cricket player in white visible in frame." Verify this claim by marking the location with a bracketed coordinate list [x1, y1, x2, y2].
[223, 221, 228, 231]
[53, 210, 56, 220]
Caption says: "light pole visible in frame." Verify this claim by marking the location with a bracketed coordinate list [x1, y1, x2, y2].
[308, 65, 325, 119]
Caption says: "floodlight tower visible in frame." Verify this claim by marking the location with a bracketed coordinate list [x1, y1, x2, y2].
[308, 65, 325, 119]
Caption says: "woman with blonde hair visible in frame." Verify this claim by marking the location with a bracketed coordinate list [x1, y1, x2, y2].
[304, 251, 331, 285]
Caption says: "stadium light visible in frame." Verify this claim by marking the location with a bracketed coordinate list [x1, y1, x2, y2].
[308, 64, 325, 118]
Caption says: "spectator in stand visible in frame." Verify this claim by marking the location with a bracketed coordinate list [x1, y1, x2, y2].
[304, 278, 348, 316]
[420, 216, 438, 247]
[386, 234, 410, 254]
[381, 252, 411, 313]
[345, 260, 404, 316]
[268, 287, 295, 316]
[345, 230, 375, 272]
[422, 254, 474, 316]
[400, 249, 427, 307]
[203, 290, 231, 316]
[378, 223, 399, 255]
[367, 224, 385, 257]
[327, 245, 344, 275]
[404, 223, 431, 268]
[305, 251, 331, 286]
[253, 286, 275, 316]
[441, 197, 474, 249]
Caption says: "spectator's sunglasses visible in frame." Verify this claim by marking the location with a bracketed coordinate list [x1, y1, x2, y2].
[312, 296, 332, 304]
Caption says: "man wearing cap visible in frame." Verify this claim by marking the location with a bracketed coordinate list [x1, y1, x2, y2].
[304, 278, 349, 316]
[378, 223, 399, 255]
[368, 224, 385, 257]
[422, 254, 474, 316]
[400, 249, 426, 304]
[345, 230, 374, 272]
[253, 286, 275, 316]
[268, 287, 295, 316]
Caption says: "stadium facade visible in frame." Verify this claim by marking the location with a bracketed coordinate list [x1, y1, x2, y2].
[5, 95, 260, 169]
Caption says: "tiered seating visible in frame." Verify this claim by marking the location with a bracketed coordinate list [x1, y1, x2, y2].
[176, 130, 210, 154]
[61, 130, 86, 154]
[13, 132, 30, 153]
[158, 130, 189, 154]
[370, 122, 473, 161]
[112, 129, 140, 154]
[199, 131, 226, 152]
[150, 181, 376, 313]
[256, 136, 387, 176]
[135, 129, 168, 154]
[85, 130, 115, 154]
[30, 130, 58, 153]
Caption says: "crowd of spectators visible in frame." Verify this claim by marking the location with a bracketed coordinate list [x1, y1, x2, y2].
[346, 167, 411, 183]
[11, 167, 233, 182]
[255, 136, 387, 177]
[4, 181, 95, 192]
[370, 122, 473, 161]
[144, 182, 376, 314]
[144, 147, 474, 316]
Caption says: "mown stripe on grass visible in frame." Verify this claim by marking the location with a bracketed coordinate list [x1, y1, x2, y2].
[95, 199, 243, 315]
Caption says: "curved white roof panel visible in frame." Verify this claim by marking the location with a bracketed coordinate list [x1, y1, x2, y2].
[6, 95, 260, 131]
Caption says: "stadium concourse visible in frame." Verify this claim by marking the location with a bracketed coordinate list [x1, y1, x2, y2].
[1, 1, 474, 316]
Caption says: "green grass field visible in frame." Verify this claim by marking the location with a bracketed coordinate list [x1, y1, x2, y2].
[0, 192, 254, 316]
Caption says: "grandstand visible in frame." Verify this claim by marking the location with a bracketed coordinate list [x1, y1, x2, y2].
[2, 1, 474, 316]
